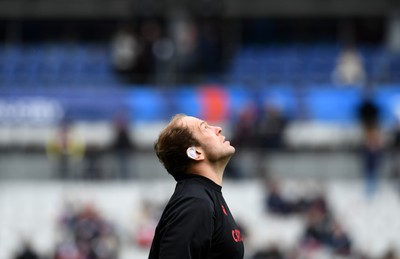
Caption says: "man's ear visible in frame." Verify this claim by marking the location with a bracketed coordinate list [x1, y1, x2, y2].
[186, 147, 204, 161]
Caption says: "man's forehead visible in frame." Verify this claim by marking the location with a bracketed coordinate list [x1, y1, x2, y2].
[180, 116, 204, 126]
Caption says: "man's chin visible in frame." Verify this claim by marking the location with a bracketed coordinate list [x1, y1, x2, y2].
[227, 147, 236, 157]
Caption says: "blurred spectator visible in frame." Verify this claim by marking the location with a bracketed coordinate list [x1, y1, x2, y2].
[301, 199, 333, 248]
[83, 143, 104, 180]
[264, 178, 314, 216]
[302, 207, 332, 250]
[301, 195, 353, 256]
[53, 241, 81, 259]
[135, 19, 162, 84]
[134, 200, 159, 248]
[256, 103, 288, 150]
[353, 250, 375, 259]
[226, 103, 258, 178]
[357, 93, 383, 198]
[382, 248, 400, 259]
[112, 19, 162, 84]
[265, 179, 298, 215]
[197, 20, 223, 76]
[46, 120, 85, 179]
[263, 178, 353, 256]
[332, 45, 366, 86]
[253, 102, 288, 178]
[55, 202, 120, 259]
[328, 221, 352, 256]
[171, 17, 201, 82]
[231, 103, 258, 149]
[13, 240, 41, 259]
[152, 35, 175, 85]
[391, 109, 400, 195]
[111, 24, 140, 82]
[251, 244, 284, 259]
[111, 112, 135, 179]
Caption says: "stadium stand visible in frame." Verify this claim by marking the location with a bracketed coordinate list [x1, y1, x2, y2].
[1, 41, 400, 88]
[1, 1, 400, 258]
[1, 180, 400, 259]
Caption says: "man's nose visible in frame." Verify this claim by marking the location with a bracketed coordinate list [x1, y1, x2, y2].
[213, 126, 222, 134]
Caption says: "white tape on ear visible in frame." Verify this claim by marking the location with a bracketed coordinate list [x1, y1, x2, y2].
[187, 147, 197, 159]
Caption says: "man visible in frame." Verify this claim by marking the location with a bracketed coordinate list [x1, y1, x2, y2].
[148, 114, 244, 259]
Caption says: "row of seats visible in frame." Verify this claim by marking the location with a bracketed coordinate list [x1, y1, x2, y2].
[226, 44, 400, 84]
[0, 42, 119, 86]
[1, 42, 400, 87]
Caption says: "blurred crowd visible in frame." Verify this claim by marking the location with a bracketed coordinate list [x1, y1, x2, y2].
[257, 178, 352, 259]
[10, 178, 400, 259]
[53, 202, 120, 259]
[111, 17, 224, 85]
[249, 177, 400, 259]
[46, 112, 136, 180]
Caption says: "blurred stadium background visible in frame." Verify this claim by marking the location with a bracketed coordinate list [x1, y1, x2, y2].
[1, 0, 400, 258]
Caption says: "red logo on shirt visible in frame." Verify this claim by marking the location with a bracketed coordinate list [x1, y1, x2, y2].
[221, 205, 228, 216]
[232, 229, 242, 242]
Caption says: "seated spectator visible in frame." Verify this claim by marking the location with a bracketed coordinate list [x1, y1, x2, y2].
[301, 199, 353, 256]
[230, 103, 258, 149]
[264, 179, 315, 216]
[328, 221, 352, 256]
[332, 45, 366, 86]
[256, 103, 288, 150]
[13, 240, 41, 259]
[382, 248, 400, 259]
[265, 180, 298, 215]
[302, 207, 331, 249]
[251, 244, 284, 259]
[55, 202, 120, 259]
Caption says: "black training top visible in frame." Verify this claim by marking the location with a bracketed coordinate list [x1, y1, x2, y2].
[148, 174, 244, 259]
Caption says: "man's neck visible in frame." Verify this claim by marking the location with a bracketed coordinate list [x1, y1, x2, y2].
[189, 163, 225, 186]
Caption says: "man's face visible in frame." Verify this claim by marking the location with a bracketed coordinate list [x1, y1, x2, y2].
[181, 116, 235, 161]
